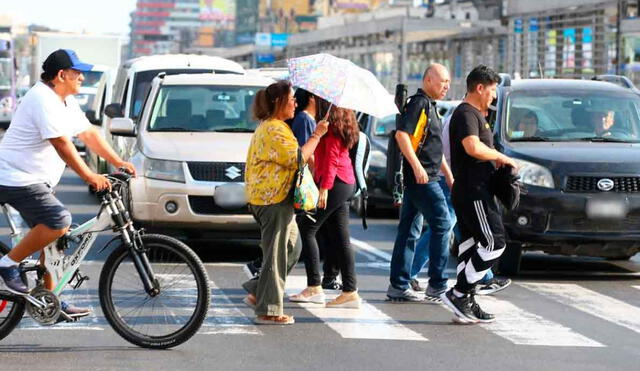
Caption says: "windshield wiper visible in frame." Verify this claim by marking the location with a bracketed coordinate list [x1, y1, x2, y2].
[213, 128, 254, 133]
[576, 136, 630, 143]
[510, 136, 550, 142]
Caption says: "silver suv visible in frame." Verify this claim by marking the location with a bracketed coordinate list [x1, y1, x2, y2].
[109, 73, 274, 237]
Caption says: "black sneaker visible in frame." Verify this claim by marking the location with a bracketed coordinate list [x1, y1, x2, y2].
[469, 295, 495, 323]
[476, 278, 512, 296]
[0, 265, 29, 294]
[440, 289, 478, 324]
[243, 259, 262, 278]
[409, 279, 425, 292]
[322, 278, 342, 291]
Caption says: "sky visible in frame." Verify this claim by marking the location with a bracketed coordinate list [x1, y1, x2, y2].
[1, 0, 138, 37]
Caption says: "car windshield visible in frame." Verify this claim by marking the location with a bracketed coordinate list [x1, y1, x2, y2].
[505, 90, 640, 143]
[0, 58, 12, 89]
[372, 115, 395, 137]
[81, 70, 103, 88]
[148, 85, 262, 132]
[131, 69, 213, 119]
[75, 92, 95, 112]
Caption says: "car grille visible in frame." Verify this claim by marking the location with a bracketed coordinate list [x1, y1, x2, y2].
[565, 176, 640, 193]
[549, 214, 640, 233]
[187, 162, 245, 182]
[188, 196, 251, 215]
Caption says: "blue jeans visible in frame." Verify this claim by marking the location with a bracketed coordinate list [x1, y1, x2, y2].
[410, 178, 494, 284]
[389, 181, 451, 291]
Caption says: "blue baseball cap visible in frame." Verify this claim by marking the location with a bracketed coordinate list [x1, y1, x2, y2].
[42, 49, 93, 75]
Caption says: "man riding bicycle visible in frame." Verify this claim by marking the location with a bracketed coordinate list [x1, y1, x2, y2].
[0, 49, 136, 320]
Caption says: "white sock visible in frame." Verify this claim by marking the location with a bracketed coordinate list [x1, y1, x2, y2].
[452, 289, 465, 298]
[0, 255, 19, 268]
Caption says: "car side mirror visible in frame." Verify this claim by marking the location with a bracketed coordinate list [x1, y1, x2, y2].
[105, 103, 124, 119]
[110, 118, 136, 137]
[85, 110, 100, 126]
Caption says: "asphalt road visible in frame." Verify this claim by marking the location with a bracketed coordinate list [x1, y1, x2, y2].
[1, 141, 640, 370]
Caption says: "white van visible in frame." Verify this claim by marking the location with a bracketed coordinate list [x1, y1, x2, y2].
[104, 54, 245, 167]
[109, 73, 273, 237]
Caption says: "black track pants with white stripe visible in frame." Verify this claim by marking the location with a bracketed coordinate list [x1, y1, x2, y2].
[451, 194, 506, 294]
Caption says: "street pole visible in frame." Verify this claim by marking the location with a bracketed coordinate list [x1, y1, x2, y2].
[399, 7, 408, 85]
[616, 0, 622, 75]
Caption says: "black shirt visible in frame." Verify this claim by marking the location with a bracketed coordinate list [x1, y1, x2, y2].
[396, 89, 443, 185]
[449, 102, 495, 194]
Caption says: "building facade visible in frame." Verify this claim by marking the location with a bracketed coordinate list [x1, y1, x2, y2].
[129, 0, 236, 58]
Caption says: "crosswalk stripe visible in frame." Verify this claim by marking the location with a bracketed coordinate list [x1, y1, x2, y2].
[519, 282, 640, 335]
[285, 275, 427, 341]
[478, 296, 604, 347]
[633, 286, 640, 291]
[200, 281, 262, 335]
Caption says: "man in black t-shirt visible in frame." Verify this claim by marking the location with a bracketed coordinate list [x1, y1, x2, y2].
[441, 65, 518, 324]
[387, 64, 455, 302]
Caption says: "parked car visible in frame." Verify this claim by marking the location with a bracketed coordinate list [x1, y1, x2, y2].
[74, 65, 113, 157]
[84, 66, 116, 175]
[108, 72, 273, 238]
[351, 100, 461, 215]
[492, 77, 640, 273]
[103, 54, 245, 173]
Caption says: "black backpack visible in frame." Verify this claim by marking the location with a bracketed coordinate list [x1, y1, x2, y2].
[349, 131, 371, 229]
[385, 91, 430, 206]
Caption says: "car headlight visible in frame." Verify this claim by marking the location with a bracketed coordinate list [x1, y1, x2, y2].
[143, 156, 185, 183]
[369, 149, 387, 168]
[513, 158, 554, 188]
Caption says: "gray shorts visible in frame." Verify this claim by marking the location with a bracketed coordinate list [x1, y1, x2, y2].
[0, 183, 72, 230]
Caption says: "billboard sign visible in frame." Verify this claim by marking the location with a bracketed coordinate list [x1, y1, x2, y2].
[199, 0, 235, 22]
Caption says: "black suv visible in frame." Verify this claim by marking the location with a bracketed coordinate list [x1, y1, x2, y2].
[492, 78, 640, 273]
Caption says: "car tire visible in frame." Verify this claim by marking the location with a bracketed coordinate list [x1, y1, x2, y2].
[498, 242, 523, 276]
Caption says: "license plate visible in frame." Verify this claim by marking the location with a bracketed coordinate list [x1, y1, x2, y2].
[214, 183, 247, 210]
[585, 196, 628, 219]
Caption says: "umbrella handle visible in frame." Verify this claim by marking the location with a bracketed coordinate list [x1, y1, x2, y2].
[323, 103, 333, 121]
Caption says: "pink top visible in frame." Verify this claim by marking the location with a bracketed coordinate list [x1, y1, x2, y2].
[313, 131, 355, 190]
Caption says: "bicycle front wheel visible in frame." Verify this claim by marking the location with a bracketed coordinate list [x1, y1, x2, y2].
[0, 242, 25, 341]
[99, 234, 210, 349]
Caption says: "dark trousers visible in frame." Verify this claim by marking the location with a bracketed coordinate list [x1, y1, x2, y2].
[298, 179, 357, 292]
[451, 190, 506, 294]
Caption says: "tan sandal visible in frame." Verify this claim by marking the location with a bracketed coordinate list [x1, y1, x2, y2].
[254, 315, 295, 325]
[289, 286, 326, 304]
[326, 292, 361, 309]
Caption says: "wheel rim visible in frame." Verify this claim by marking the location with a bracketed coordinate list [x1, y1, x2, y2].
[106, 242, 206, 340]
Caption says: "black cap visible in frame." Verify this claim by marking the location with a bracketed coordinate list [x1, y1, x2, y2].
[42, 49, 93, 76]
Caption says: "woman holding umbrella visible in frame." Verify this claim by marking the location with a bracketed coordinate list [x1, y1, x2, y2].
[291, 101, 361, 308]
[242, 80, 328, 325]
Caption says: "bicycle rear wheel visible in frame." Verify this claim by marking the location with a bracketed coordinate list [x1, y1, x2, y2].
[99, 234, 210, 349]
[0, 242, 25, 341]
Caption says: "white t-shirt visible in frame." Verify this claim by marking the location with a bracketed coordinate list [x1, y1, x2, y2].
[0, 82, 91, 187]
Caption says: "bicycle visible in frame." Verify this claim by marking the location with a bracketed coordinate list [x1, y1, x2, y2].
[0, 171, 210, 349]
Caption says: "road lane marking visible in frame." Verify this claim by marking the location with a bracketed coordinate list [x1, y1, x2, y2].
[350, 238, 393, 262]
[519, 282, 640, 336]
[478, 296, 604, 347]
[200, 281, 262, 336]
[285, 275, 427, 341]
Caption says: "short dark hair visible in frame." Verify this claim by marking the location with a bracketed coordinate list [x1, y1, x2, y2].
[293, 88, 314, 117]
[466, 65, 501, 93]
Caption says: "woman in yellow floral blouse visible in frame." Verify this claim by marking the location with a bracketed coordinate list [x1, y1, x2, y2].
[242, 81, 328, 325]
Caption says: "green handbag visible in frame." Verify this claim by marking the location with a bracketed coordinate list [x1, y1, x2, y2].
[293, 152, 319, 212]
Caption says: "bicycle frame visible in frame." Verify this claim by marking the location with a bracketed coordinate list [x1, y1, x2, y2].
[43, 205, 112, 296]
[1, 175, 159, 299]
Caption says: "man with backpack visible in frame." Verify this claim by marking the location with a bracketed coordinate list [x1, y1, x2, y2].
[387, 64, 454, 303]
